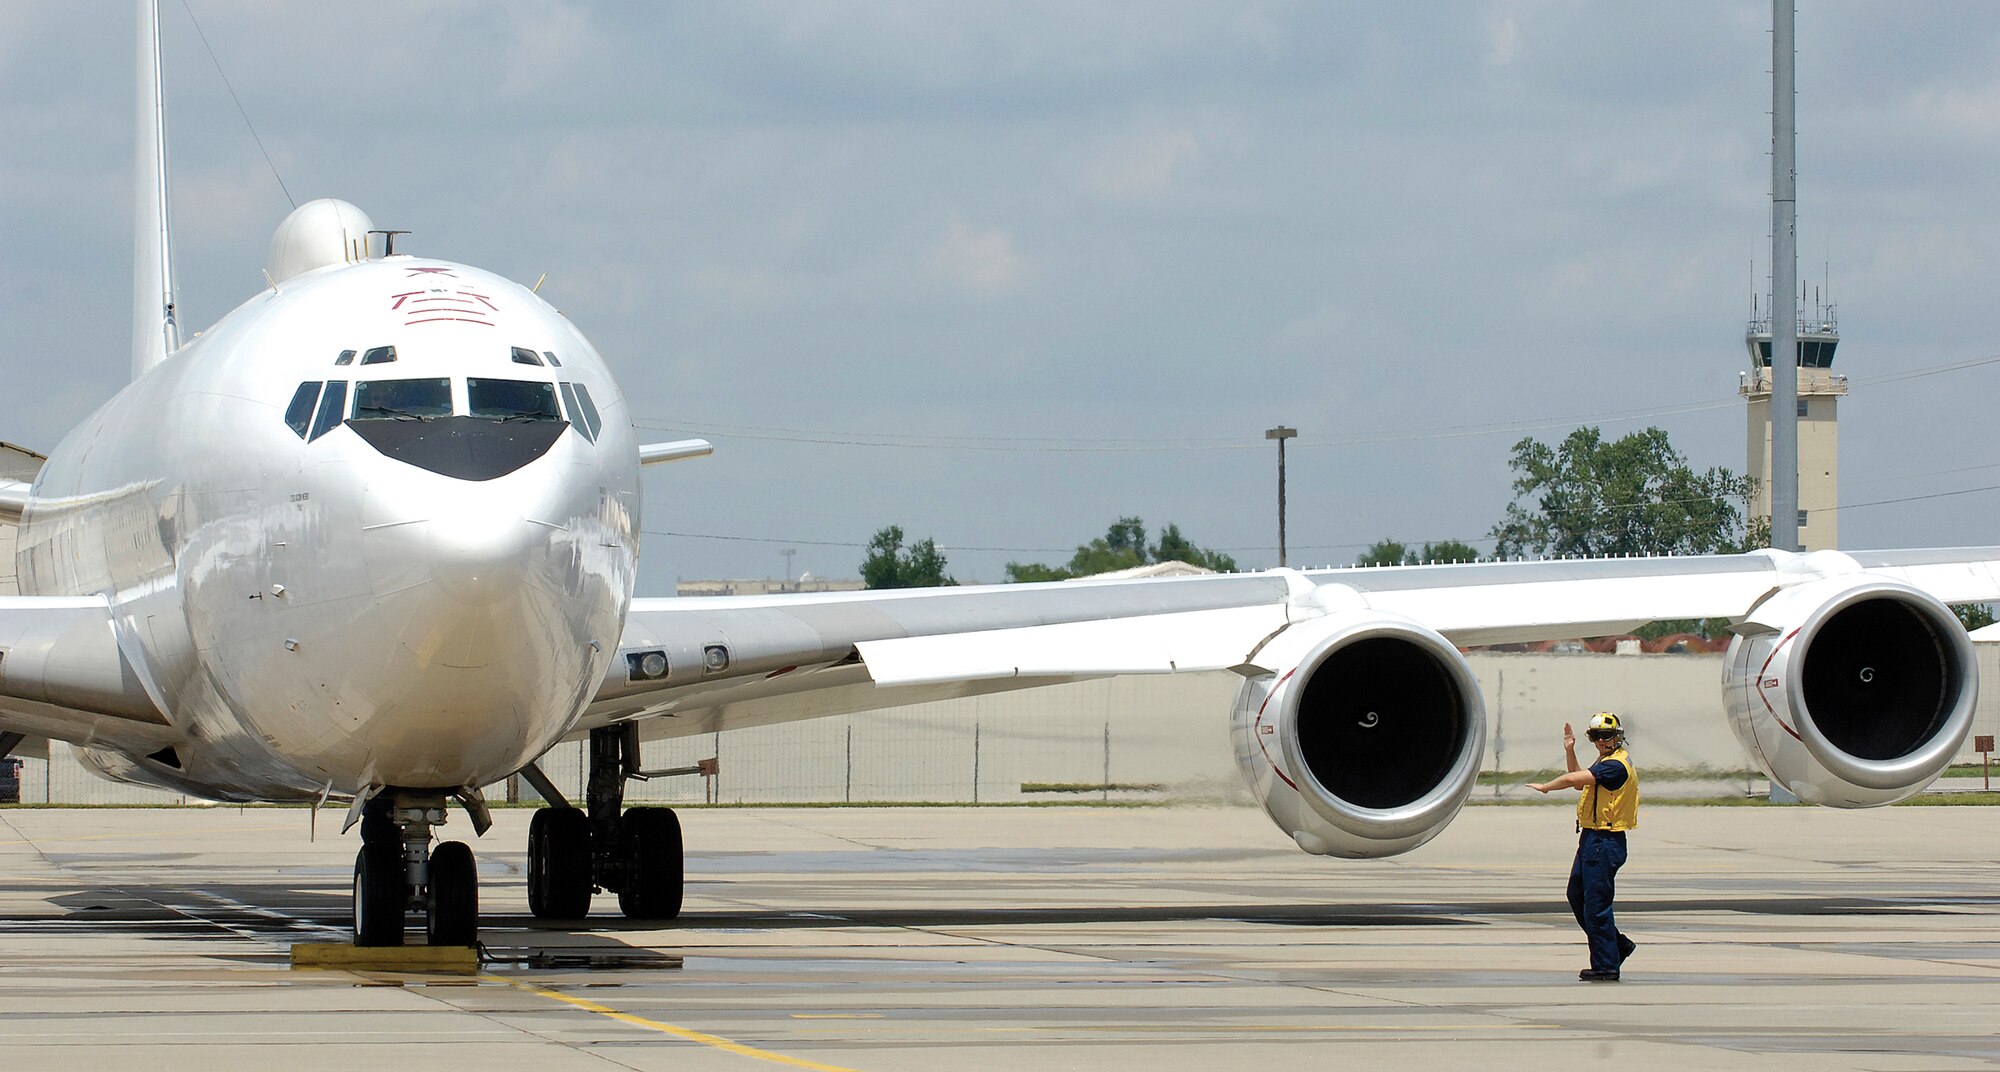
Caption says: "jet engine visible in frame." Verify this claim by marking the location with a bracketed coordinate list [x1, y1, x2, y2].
[1231, 611, 1486, 858]
[1723, 576, 1977, 807]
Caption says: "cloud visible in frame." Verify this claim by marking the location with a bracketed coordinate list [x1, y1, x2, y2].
[1485, 10, 1523, 67]
[1907, 80, 2000, 143]
[928, 215, 1023, 293]
[493, 3, 601, 99]
[1081, 124, 1203, 200]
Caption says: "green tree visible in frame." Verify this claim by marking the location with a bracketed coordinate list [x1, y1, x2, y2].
[1420, 539, 1480, 564]
[1152, 523, 1239, 571]
[1069, 516, 1150, 575]
[1490, 426, 1757, 559]
[1955, 603, 1996, 631]
[860, 525, 958, 589]
[1006, 516, 1235, 581]
[1356, 538, 1480, 567]
[1356, 539, 1412, 567]
[1003, 561, 1073, 583]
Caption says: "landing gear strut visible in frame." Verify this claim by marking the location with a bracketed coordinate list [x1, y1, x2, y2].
[351, 791, 482, 947]
[525, 725, 684, 921]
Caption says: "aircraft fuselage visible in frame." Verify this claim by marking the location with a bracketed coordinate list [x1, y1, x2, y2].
[17, 256, 640, 800]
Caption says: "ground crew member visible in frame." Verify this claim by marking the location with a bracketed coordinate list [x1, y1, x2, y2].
[1528, 712, 1638, 981]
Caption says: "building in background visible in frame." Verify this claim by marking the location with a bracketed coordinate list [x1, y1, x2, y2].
[1741, 296, 1845, 549]
[0, 442, 45, 595]
[677, 577, 867, 597]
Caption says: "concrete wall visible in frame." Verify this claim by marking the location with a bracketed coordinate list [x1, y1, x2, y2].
[10, 649, 2000, 806]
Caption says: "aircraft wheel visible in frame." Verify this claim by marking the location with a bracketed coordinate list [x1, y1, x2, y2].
[426, 841, 478, 946]
[353, 841, 406, 947]
[359, 795, 397, 847]
[528, 806, 593, 919]
[617, 806, 683, 920]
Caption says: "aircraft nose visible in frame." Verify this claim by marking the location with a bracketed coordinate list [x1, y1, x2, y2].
[427, 507, 546, 607]
[339, 471, 622, 786]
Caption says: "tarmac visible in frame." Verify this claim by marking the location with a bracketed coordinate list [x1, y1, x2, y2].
[0, 801, 1997, 1071]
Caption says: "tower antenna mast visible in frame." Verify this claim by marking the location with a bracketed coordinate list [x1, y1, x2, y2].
[1770, 0, 1800, 551]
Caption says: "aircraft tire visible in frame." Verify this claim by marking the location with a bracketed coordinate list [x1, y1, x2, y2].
[426, 841, 478, 946]
[616, 806, 683, 920]
[353, 841, 406, 947]
[528, 806, 593, 919]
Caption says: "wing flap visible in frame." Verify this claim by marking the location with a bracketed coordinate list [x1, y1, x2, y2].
[856, 604, 1289, 686]
[1372, 571, 1780, 647]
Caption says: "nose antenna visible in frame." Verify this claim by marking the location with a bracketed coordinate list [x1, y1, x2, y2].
[369, 229, 412, 256]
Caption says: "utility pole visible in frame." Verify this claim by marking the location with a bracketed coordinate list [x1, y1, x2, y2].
[1770, 0, 1800, 551]
[1265, 426, 1297, 567]
[779, 548, 797, 588]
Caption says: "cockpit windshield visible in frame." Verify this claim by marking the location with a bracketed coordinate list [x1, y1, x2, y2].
[467, 378, 562, 422]
[352, 378, 452, 421]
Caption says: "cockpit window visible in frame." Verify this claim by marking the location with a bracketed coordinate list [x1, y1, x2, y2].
[352, 378, 452, 420]
[468, 378, 561, 421]
[285, 382, 323, 438]
[542, 351, 563, 367]
[510, 346, 543, 366]
[359, 345, 397, 366]
[557, 382, 590, 441]
[571, 383, 604, 440]
[308, 380, 348, 441]
[334, 349, 356, 366]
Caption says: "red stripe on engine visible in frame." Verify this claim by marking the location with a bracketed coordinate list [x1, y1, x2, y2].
[1255, 668, 1299, 790]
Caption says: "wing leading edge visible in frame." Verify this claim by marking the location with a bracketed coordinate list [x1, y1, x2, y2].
[586, 547, 2000, 741]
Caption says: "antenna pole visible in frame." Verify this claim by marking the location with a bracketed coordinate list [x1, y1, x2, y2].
[132, 0, 179, 378]
[1770, 0, 1800, 551]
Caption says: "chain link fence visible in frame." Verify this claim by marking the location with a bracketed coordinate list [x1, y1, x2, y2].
[11, 648, 2000, 805]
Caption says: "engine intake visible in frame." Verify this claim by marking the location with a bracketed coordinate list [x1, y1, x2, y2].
[1724, 576, 1976, 806]
[1233, 611, 1485, 858]
[1296, 636, 1474, 811]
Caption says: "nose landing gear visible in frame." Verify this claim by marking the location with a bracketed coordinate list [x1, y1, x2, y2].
[522, 725, 685, 922]
[351, 791, 483, 947]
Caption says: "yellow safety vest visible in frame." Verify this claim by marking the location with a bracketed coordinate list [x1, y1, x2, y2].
[1577, 749, 1638, 832]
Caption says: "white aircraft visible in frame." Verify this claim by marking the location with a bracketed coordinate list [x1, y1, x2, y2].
[3, 3, 1996, 947]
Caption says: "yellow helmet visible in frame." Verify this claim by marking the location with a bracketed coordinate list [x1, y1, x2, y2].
[1586, 712, 1623, 739]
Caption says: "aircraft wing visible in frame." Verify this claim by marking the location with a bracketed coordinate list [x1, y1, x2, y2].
[0, 595, 178, 754]
[583, 546, 2000, 740]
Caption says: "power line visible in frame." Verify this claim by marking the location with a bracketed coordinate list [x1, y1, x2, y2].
[1831, 482, 2000, 512]
[1850, 352, 2000, 387]
[179, 0, 295, 210]
[642, 528, 1073, 554]
[631, 397, 1742, 454]
[634, 348, 2000, 455]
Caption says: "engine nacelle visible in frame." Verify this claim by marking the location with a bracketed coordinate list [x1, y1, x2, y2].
[1724, 576, 1977, 807]
[1232, 610, 1486, 858]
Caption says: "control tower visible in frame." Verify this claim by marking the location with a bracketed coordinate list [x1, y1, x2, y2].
[1740, 297, 1845, 550]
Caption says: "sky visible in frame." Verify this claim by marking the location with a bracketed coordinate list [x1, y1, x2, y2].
[5, 2, 2000, 595]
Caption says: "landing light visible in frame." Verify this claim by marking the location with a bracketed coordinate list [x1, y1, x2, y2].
[703, 645, 730, 674]
[625, 650, 669, 682]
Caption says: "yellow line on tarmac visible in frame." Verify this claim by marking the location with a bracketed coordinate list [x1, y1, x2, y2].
[483, 975, 866, 1072]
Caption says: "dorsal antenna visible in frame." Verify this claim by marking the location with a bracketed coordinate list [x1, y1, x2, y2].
[369, 230, 412, 257]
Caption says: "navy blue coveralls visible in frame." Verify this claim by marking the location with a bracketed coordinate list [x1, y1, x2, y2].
[1567, 757, 1633, 973]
